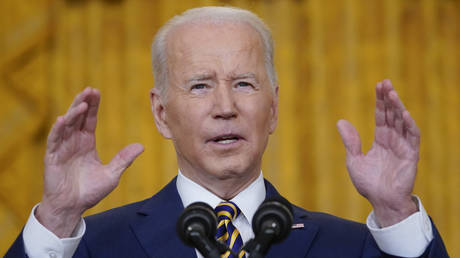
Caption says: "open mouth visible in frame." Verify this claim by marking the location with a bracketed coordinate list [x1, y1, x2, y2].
[208, 134, 243, 144]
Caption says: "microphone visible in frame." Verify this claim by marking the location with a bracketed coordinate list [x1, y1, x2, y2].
[245, 196, 293, 258]
[177, 202, 221, 258]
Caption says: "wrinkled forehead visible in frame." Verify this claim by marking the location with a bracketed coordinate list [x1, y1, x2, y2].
[165, 21, 265, 63]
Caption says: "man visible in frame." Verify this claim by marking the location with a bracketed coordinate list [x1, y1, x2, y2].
[6, 6, 448, 258]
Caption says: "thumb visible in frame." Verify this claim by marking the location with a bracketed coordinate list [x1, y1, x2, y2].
[337, 119, 362, 156]
[107, 143, 144, 177]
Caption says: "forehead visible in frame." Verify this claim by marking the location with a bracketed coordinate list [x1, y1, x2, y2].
[165, 22, 265, 78]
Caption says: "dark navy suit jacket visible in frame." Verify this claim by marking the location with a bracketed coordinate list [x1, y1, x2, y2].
[6, 178, 448, 257]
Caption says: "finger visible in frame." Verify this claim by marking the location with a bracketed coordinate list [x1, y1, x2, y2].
[394, 118, 404, 136]
[382, 80, 395, 127]
[382, 79, 395, 92]
[388, 90, 406, 112]
[47, 102, 88, 152]
[376, 81, 384, 101]
[69, 87, 92, 109]
[107, 143, 144, 178]
[384, 81, 407, 131]
[388, 91, 406, 135]
[62, 102, 89, 139]
[402, 111, 420, 149]
[64, 102, 88, 128]
[83, 89, 100, 132]
[47, 116, 66, 152]
[385, 106, 395, 127]
[337, 120, 362, 156]
[375, 82, 386, 127]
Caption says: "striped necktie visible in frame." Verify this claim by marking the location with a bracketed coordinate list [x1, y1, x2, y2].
[215, 201, 246, 258]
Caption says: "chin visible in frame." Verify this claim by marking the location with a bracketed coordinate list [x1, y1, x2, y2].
[205, 157, 259, 180]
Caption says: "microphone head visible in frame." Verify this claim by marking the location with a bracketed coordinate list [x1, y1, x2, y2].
[252, 196, 293, 243]
[177, 202, 217, 246]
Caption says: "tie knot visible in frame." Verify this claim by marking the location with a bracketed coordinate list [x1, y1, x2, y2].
[215, 201, 241, 221]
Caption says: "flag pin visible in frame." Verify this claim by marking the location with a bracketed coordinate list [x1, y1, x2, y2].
[291, 223, 304, 229]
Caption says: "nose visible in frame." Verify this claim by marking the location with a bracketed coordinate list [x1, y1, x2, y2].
[212, 84, 237, 120]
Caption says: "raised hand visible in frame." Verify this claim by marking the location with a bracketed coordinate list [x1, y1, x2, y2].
[36, 88, 144, 237]
[337, 79, 419, 227]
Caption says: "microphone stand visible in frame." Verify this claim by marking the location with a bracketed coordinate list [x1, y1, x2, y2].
[242, 220, 279, 258]
[186, 223, 221, 258]
[186, 227, 237, 258]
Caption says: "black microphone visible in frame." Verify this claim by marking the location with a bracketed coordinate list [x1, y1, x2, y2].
[245, 196, 294, 258]
[177, 202, 221, 258]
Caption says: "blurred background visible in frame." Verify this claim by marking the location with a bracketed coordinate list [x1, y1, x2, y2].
[1, 0, 458, 256]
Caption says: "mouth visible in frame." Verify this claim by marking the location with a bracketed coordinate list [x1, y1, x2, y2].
[207, 134, 244, 145]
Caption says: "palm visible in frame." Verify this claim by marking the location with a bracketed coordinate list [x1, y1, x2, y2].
[347, 135, 417, 205]
[45, 132, 111, 212]
[337, 80, 420, 225]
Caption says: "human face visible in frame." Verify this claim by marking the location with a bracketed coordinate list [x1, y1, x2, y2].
[151, 22, 278, 196]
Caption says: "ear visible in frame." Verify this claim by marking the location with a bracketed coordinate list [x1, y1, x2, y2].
[269, 85, 279, 134]
[150, 88, 172, 139]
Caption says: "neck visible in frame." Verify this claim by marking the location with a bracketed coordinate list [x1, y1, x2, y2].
[180, 169, 260, 200]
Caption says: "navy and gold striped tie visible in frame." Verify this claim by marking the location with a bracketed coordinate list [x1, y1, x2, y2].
[215, 201, 246, 258]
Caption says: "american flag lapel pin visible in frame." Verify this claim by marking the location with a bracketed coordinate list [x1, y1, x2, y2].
[291, 223, 304, 229]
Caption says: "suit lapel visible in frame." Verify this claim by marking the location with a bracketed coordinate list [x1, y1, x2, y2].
[264, 180, 319, 258]
[130, 177, 197, 258]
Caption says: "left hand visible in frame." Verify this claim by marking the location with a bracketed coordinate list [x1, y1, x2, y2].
[337, 79, 419, 227]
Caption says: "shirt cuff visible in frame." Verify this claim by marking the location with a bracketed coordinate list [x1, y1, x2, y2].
[22, 203, 85, 258]
[367, 196, 433, 257]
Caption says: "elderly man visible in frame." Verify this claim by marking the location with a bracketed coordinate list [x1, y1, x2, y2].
[7, 6, 447, 258]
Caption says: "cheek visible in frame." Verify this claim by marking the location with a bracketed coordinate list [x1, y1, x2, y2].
[251, 100, 274, 128]
[166, 101, 207, 138]
[242, 102, 273, 142]
[165, 104, 189, 137]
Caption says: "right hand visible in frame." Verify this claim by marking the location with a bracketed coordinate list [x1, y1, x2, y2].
[36, 87, 144, 237]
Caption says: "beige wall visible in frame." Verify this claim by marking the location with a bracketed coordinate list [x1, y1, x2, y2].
[1, 0, 458, 256]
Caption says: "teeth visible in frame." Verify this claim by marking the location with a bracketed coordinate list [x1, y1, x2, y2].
[217, 139, 237, 144]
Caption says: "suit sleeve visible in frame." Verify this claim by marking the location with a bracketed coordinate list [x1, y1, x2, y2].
[418, 222, 449, 258]
[5, 231, 28, 258]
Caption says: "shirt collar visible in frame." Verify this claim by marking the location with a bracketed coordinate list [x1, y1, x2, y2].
[176, 170, 266, 225]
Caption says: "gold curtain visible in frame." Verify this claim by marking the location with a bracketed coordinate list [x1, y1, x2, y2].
[1, 0, 458, 255]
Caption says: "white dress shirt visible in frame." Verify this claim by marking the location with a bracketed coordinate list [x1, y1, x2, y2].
[22, 171, 433, 258]
[177, 170, 266, 246]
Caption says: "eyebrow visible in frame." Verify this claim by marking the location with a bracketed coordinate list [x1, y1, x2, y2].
[185, 72, 259, 83]
[230, 72, 259, 83]
[186, 73, 215, 83]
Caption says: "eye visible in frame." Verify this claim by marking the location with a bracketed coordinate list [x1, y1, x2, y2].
[191, 84, 207, 90]
[236, 81, 252, 88]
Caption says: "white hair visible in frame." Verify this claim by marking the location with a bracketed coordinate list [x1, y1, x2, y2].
[151, 6, 277, 97]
